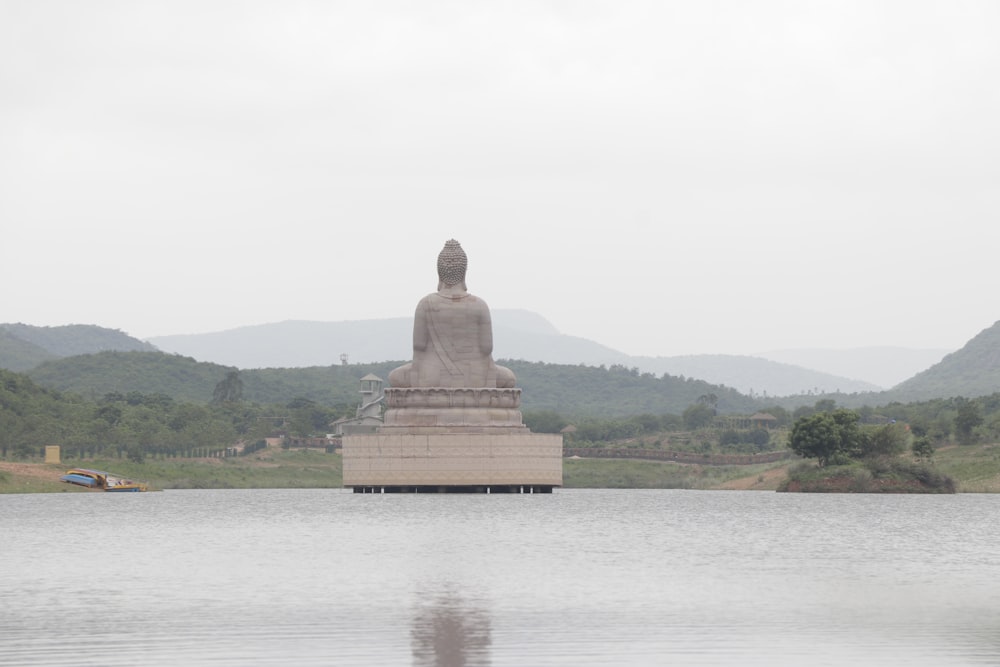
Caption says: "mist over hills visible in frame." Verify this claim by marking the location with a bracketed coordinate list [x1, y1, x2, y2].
[146, 310, 924, 395]
[756, 347, 950, 390]
[5, 317, 1000, 410]
[145, 310, 617, 370]
[630, 355, 882, 396]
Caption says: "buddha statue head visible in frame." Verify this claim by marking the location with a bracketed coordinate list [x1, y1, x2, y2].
[436, 239, 467, 289]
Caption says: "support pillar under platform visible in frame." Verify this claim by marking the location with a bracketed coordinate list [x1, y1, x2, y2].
[351, 485, 554, 494]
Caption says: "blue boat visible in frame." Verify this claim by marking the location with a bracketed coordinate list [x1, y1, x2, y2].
[60, 472, 101, 488]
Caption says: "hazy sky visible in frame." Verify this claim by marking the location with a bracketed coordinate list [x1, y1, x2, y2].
[3, 1, 998, 357]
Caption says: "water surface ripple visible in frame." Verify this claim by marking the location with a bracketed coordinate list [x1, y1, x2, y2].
[2, 489, 998, 666]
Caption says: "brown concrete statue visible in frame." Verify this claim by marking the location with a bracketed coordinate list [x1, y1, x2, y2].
[389, 239, 516, 389]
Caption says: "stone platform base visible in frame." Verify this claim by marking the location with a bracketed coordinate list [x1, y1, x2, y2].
[381, 387, 526, 432]
[342, 433, 563, 493]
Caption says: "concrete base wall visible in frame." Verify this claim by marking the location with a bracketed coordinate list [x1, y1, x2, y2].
[342, 433, 563, 488]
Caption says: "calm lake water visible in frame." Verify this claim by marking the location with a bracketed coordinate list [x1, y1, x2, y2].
[2, 489, 998, 666]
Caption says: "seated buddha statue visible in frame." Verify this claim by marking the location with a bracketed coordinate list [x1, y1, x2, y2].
[389, 239, 516, 389]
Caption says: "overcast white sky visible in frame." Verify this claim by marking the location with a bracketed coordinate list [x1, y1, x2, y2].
[2, 1, 998, 357]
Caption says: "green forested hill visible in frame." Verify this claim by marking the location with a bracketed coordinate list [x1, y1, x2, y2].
[24, 351, 763, 417]
[0, 329, 55, 371]
[27, 351, 235, 402]
[243, 359, 764, 417]
[24, 327, 1000, 418]
[0, 323, 157, 371]
[884, 321, 1000, 403]
[503, 360, 761, 417]
[241, 362, 404, 407]
[26, 353, 406, 408]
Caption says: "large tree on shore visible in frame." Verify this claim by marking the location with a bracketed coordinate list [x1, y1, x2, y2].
[788, 409, 862, 466]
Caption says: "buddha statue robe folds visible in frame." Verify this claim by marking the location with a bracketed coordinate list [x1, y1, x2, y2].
[389, 239, 515, 390]
[384, 239, 522, 433]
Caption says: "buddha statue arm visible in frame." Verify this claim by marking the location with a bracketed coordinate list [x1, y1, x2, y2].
[413, 298, 430, 352]
[478, 303, 494, 357]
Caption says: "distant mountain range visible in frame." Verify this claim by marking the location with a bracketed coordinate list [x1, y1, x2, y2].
[145, 310, 941, 395]
[754, 347, 950, 389]
[7, 314, 999, 402]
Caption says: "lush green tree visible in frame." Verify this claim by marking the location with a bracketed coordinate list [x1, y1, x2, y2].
[284, 397, 334, 436]
[954, 398, 983, 444]
[96, 403, 123, 425]
[696, 393, 718, 408]
[814, 399, 837, 413]
[126, 444, 146, 463]
[789, 412, 838, 466]
[633, 413, 664, 433]
[659, 413, 683, 430]
[523, 410, 568, 434]
[856, 405, 878, 424]
[746, 428, 770, 449]
[792, 405, 815, 420]
[212, 371, 244, 404]
[912, 436, 935, 461]
[859, 422, 907, 459]
[788, 409, 862, 466]
[719, 429, 741, 447]
[120, 405, 166, 447]
[682, 403, 715, 430]
[574, 418, 642, 442]
[168, 403, 209, 432]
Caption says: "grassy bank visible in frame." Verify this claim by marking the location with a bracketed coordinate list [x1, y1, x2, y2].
[1, 448, 791, 493]
[0, 462, 82, 494]
[934, 443, 1000, 492]
[0, 449, 343, 494]
[2, 443, 999, 493]
[563, 457, 790, 490]
[773, 443, 1000, 494]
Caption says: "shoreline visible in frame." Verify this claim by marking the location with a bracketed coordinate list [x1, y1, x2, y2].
[4, 443, 997, 493]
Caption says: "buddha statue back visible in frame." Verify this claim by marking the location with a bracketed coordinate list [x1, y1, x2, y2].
[383, 239, 523, 433]
[388, 239, 515, 390]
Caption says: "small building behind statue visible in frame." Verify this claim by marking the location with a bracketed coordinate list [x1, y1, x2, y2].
[330, 374, 385, 436]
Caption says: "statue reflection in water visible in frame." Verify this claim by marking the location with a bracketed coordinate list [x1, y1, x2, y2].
[411, 590, 491, 667]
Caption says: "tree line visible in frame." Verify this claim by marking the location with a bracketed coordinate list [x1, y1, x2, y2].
[4, 360, 1000, 463]
[0, 368, 353, 461]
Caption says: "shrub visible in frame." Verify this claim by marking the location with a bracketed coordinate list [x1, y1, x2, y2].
[848, 468, 874, 492]
[912, 436, 935, 461]
[860, 423, 907, 459]
[719, 429, 740, 447]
